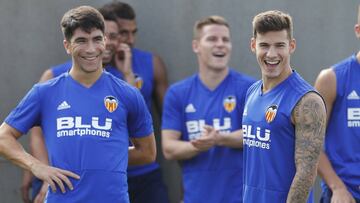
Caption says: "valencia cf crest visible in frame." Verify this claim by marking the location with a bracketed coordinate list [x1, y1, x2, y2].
[104, 96, 118, 113]
[134, 74, 144, 90]
[223, 95, 236, 113]
[265, 105, 278, 123]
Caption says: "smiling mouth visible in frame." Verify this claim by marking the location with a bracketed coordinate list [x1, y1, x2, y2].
[264, 60, 280, 66]
[212, 52, 226, 58]
[81, 54, 101, 61]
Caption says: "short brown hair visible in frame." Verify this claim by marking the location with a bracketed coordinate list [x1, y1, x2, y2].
[252, 10, 293, 39]
[193, 15, 229, 39]
[61, 6, 105, 41]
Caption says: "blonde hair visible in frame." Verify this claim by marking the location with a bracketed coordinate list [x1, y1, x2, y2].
[193, 15, 229, 39]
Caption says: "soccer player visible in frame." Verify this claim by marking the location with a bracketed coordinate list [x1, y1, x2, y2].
[0, 5, 155, 203]
[242, 10, 326, 203]
[314, 5, 360, 203]
[161, 15, 255, 203]
[20, 8, 123, 203]
[22, 2, 170, 202]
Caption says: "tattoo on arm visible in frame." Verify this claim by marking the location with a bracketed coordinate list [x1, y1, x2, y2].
[287, 92, 326, 203]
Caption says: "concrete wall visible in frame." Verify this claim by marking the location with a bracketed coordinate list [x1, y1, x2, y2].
[0, 0, 359, 202]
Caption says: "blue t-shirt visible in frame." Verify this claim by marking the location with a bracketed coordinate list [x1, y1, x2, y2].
[322, 54, 360, 199]
[162, 69, 255, 203]
[5, 72, 153, 203]
[242, 71, 314, 203]
[51, 48, 157, 177]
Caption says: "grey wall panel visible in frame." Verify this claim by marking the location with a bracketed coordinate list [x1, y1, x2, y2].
[0, 160, 23, 203]
[0, 0, 359, 202]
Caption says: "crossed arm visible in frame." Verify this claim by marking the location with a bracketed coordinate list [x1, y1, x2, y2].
[286, 92, 326, 203]
[162, 127, 243, 161]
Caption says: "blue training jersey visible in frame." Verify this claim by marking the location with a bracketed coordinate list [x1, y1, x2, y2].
[162, 69, 255, 203]
[106, 48, 158, 177]
[242, 71, 314, 203]
[322, 54, 360, 199]
[5, 72, 153, 203]
[51, 48, 157, 177]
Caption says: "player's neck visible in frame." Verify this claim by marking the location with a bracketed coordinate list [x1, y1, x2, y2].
[262, 66, 292, 93]
[69, 66, 103, 88]
[198, 66, 229, 90]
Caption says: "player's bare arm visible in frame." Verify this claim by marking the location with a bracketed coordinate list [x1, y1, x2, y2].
[21, 169, 32, 203]
[152, 54, 169, 110]
[128, 133, 156, 166]
[29, 127, 50, 202]
[29, 127, 49, 165]
[0, 123, 79, 193]
[214, 128, 243, 148]
[162, 130, 200, 160]
[315, 68, 356, 203]
[38, 69, 54, 83]
[29, 70, 55, 167]
[287, 92, 326, 203]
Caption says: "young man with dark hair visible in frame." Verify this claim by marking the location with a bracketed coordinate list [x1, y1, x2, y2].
[1, 5, 155, 203]
[21, 7, 125, 203]
[22, 2, 169, 203]
[242, 10, 326, 203]
[315, 5, 360, 203]
[162, 15, 255, 203]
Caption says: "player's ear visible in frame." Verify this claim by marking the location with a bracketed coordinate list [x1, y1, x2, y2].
[355, 24, 360, 39]
[192, 39, 199, 54]
[289, 38, 296, 54]
[63, 39, 71, 55]
[250, 37, 256, 53]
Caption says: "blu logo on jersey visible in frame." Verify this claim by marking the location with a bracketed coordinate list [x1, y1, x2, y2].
[243, 125, 271, 149]
[348, 108, 360, 127]
[57, 117, 112, 130]
[186, 118, 231, 140]
[57, 117, 112, 138]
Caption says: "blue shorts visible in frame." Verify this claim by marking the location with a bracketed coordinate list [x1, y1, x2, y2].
[128, 168, 169, 203]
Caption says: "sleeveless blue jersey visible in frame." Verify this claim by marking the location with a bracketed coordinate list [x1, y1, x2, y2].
[5, 72, 153, 203]
[51, 60, 72, 77]
[242, 71, 314, 203]
[322, 54, 360, 199]
[106, 48, 158, 177]
[162, 69, 255, 203]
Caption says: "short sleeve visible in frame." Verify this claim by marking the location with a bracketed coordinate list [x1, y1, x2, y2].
[5, 85, 41, 134]
[161, 87, 183, 131]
